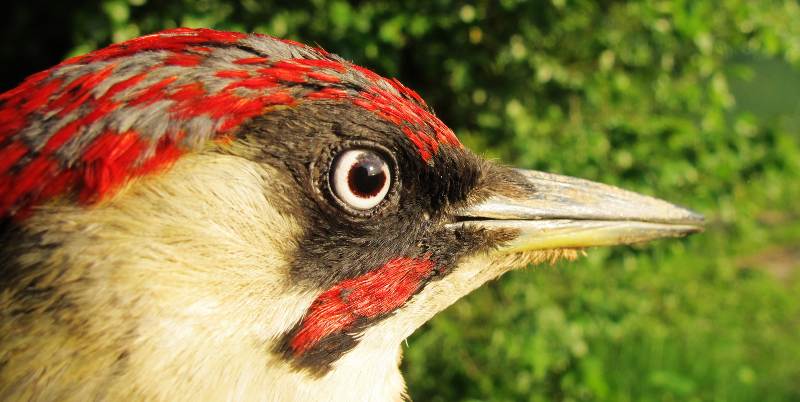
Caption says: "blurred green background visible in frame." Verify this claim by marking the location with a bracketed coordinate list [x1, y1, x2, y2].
[4, 0, 799, 401]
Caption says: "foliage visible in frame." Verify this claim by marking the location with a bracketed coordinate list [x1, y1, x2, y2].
[8, 0, 800, 400]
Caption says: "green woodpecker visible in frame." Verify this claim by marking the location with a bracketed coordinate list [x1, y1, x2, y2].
[0, 28, 703, 401]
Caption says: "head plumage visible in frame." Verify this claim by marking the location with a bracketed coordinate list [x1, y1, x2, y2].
[0, 28, 460, 218]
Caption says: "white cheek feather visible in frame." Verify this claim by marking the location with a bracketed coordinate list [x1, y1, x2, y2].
[13, 152, 407, 402]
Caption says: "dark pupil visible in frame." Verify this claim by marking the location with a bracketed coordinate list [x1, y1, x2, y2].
[347, 154, 386, 198]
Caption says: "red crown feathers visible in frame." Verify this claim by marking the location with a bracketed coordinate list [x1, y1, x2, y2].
[0, 28, 460, 219]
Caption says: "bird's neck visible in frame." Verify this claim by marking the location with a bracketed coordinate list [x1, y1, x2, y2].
[2, 153, 407, 401]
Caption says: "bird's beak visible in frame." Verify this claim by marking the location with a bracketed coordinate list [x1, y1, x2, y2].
[450, 169, 704, 252]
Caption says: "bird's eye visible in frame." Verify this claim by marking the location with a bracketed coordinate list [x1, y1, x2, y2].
[330, 149, 391, 210]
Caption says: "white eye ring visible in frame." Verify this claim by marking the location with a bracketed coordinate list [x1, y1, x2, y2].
[330, 149, 391, 210]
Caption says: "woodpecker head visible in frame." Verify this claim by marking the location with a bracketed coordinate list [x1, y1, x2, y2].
[0, 29, 703, 401]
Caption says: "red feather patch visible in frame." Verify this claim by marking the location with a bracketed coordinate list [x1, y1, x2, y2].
[289, 257, 436, 355]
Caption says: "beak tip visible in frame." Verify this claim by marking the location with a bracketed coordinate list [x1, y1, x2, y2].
[674, 205, 706, 230]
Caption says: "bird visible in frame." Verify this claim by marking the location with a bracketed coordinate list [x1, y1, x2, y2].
[0, 28, 703, 401]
